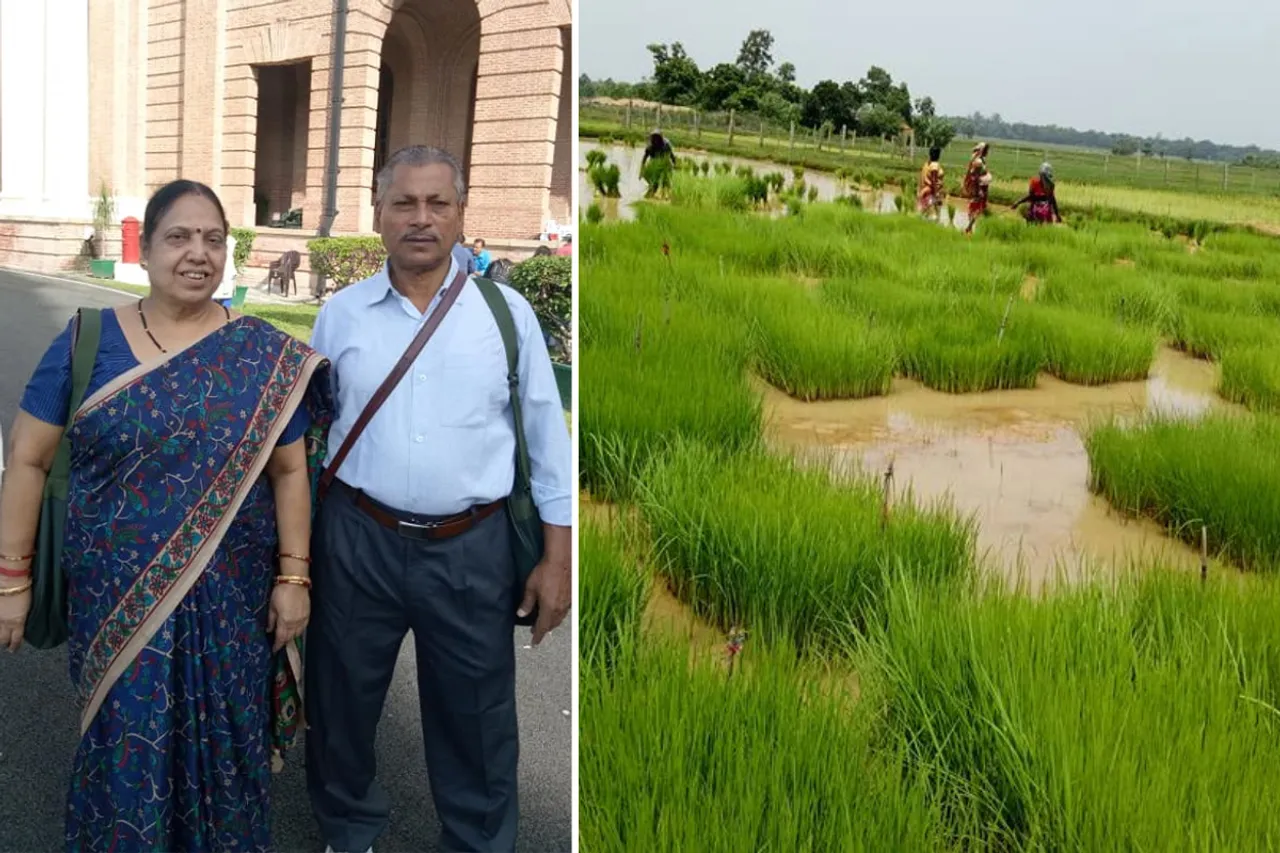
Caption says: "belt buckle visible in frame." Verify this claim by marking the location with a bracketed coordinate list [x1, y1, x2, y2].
[396, 519, 440, 540]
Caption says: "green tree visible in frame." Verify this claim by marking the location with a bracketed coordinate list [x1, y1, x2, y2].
[646, 42, 702, 105]
[777, 62, 796, 84]
[699, 63, 747, 111]
[736, 29, 775, 78]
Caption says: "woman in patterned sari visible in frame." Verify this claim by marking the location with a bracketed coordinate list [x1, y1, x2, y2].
[963, 142, 993, 234]
[1012, 162, 1064, 224]
[0, 179, 332, 851]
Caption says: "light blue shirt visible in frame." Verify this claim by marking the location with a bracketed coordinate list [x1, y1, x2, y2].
[309, 256, 572, 526]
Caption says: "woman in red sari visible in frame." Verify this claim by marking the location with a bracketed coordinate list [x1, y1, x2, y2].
[963, 142, 993, 234]
[0, 179, 332, 851]
[1012, 162, 1064, 224]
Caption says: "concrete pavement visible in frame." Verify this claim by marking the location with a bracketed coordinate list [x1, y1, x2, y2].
[0, 268, 572, 852]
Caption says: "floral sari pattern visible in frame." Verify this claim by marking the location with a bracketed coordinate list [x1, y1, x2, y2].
[61, 317, 331, 852]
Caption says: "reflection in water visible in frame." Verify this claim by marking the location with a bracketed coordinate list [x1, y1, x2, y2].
[580, 141, 950, 225]
[761, 348, 1241, 591]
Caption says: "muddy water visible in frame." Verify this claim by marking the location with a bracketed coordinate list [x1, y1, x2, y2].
[760, 348, 1240, 591]
[581, 141, 906, 221]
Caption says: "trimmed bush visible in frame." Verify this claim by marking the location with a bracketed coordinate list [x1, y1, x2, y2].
[508, 255, 572, 360]
[307, 236, 387, 291]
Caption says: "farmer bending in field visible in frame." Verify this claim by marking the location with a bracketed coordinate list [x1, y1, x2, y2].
[963, 142, 993, 235]
[917, 146, 946, 221]
[1012, 162, 1064, 224]
[640, 130, 676, 175]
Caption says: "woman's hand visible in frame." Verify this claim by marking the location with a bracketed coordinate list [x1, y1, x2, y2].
[268, 583, 310, 653]
[0, 587, 31, 652]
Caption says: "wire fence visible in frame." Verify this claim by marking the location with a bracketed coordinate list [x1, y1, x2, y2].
[581, 101, 1280, 198]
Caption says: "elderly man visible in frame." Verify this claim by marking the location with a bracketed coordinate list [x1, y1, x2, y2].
[305, 145, 572, 853]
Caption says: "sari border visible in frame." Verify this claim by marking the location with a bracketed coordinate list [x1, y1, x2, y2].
[78, 346, 325, 735]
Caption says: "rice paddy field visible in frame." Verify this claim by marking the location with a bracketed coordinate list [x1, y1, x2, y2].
[578, 158, 1280, 851]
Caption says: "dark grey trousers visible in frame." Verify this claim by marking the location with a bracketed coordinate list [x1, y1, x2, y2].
[304, 483, 520, 853]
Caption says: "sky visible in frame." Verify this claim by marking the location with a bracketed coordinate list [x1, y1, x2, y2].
[579, 0, 1280, 150]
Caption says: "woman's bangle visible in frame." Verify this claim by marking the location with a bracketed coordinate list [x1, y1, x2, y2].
[278, 553, 311, 565]
[275, 575, 312, 589]
[0, 552, 34, 563]
[0, 566, 32, 579]
[0, 581, 33, 597]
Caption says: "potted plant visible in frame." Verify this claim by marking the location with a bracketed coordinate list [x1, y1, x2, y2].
[90, 181, 116, 279]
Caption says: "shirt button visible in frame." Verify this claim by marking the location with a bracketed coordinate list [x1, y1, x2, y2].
[417, 374, 426, 382]
[415, 435, 424, 443]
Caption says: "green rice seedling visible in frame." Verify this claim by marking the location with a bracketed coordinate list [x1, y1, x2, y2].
[1085, 413, 1280, 569]
[585, 149, 607, 169]
[1220, 345, 1280, 413]
[807, 184, 819, 203]
[639, 440, 977, 655]
[669, 173, 751, 212]
[579, 315, 761, 503]
[863, 568, 1280, 850]
[589, 163, 622, 198]
[579, 513, 651, 675]
[1170, 309, 1280, 360]
[699, 160, 710, 176]
[714, 161, 733, 175]
[1028, 305, 1157, 385]
[900, 299, 1045, 393]
[641, 156, 674, 198]
[584, 202, 604, 225]
[580, 635, 952, 852]
[750, 288, 896, 401]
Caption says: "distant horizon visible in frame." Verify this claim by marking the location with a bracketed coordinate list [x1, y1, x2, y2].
[578, 0, 1280, 151]
[580, 72, 1275, 155]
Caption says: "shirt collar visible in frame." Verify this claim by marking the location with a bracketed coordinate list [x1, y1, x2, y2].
[368, 252, 463, 308]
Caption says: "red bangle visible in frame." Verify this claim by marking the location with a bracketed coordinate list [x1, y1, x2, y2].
[0, 566, 31, 579]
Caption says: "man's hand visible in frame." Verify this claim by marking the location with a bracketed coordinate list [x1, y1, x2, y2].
[517, 524, 572, 645]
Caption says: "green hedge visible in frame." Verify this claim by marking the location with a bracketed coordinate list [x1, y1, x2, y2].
[306, 237, 387, 291]
[230, 228, 255, 272]
[508, 255, 572, 359]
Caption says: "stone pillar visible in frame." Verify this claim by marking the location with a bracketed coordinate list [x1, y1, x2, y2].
[0, 0, 46, 208]
[88, 0, 148, 222]
[549, 25, 572, 224]
[331, 33, 382, 235]
[45, 0, 91, 217]
[221, 62, 258, 228]
[179, 0, 228, 190]
[468, 20, 564, 240]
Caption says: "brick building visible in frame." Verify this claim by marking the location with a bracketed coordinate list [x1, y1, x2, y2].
[0, 0, 574, 283]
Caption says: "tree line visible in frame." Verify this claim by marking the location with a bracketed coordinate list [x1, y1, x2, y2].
[579, 30, 957, 150]
[582, 30, 1280, 167]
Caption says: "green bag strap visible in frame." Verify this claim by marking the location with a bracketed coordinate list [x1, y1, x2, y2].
[46, 308, 102, 491]
[473, 278, 533, 494]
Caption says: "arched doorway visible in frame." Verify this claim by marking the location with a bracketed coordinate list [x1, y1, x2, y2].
[377, 0, 480, 183]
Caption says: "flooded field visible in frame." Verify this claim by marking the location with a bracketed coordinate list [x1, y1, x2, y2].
[580, 140, 905, 221]
[760, 348, 1241, 590]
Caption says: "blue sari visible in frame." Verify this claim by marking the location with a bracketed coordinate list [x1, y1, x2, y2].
[60, 316, 331, 851]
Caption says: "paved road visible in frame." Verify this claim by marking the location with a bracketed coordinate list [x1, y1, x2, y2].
[0, 269, 572, 852]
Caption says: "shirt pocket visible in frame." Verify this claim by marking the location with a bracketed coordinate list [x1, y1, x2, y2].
[436, 349, 509, 429]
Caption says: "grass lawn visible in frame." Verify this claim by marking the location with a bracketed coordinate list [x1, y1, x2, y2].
[92, 278, 319, 341]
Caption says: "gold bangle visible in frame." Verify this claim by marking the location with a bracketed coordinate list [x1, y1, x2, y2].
[0, 582, 33, 597]
[275, 575, 312, 588]
[278, 553, 311, 565]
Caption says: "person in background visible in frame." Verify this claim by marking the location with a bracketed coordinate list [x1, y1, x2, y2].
[305, 144, 572, 853]
[0, 179, 331, 851]
[1012, 162, 1064, 224]
[472, 237, 492, 275]
[639, 130, 676, 175]
[556, 234, 573, 256]
[917, 147, 946, 221]
[963, 142, 993, 235]
[452, 233, 476, 275]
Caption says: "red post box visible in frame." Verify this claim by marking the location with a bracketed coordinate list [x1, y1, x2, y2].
[121, 217, 141, 264]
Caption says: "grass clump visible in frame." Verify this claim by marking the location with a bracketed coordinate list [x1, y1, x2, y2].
[864, 570, 1280, 850]
[579, 636, 950, 853]
[1085, 413, 1280, 570]
[639, 441, 976, 655]
[579, 514, 651, 675]
[1029, 305, 1157, 385]
[1220, 345, 1280, 412]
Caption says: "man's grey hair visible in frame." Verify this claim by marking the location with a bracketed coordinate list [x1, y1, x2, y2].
[374, 145, 468, 207]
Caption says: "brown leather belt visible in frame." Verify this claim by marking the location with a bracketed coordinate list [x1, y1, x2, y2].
[335, 480, 505, 541]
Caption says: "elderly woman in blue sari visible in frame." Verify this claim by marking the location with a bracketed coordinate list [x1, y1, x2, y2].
[0, 179, 332, 851]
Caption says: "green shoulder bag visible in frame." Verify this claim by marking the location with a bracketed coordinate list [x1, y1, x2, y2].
[25, 308, 102, 649]
[473, 277, 547, 628]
